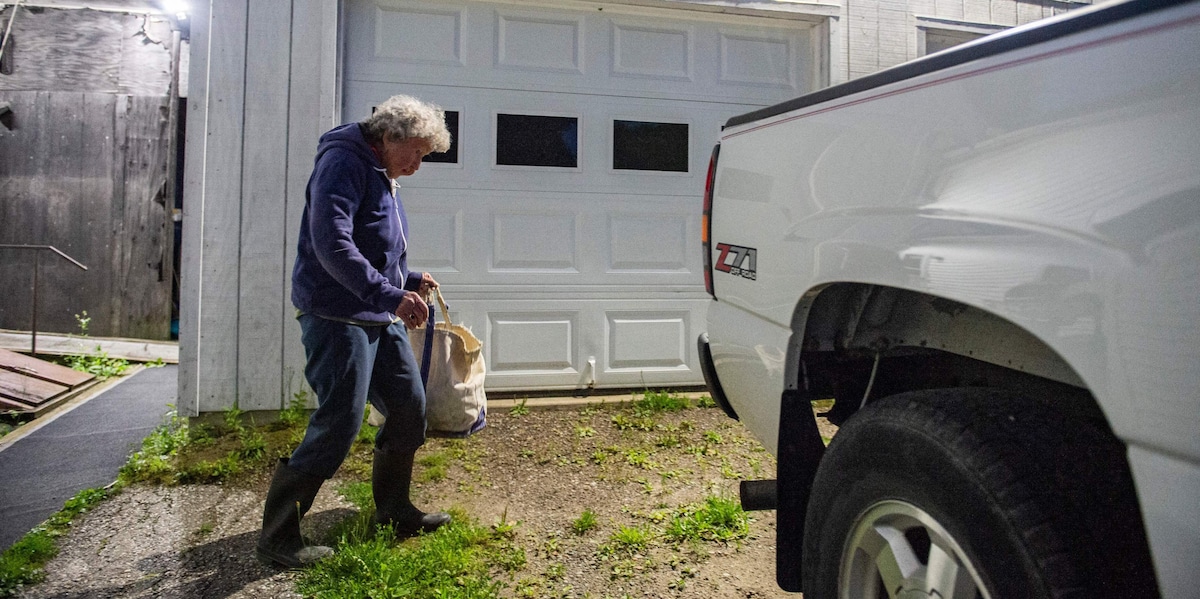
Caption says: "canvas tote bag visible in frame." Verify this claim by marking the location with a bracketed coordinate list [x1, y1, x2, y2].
[369, 289, 487, 437]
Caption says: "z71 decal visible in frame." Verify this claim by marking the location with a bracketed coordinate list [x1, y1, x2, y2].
[714, 243, 757, 280]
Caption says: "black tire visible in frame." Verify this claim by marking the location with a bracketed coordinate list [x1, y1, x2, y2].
[801, 388, 1157, 599]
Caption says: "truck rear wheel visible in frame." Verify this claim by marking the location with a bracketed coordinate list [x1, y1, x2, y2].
[800, 388, 1154, 599]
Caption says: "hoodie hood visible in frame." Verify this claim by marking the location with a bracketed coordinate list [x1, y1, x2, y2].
[315, 123, 381, 171]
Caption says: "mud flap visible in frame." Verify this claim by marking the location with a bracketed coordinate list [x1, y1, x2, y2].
[775, 388, 827, 592]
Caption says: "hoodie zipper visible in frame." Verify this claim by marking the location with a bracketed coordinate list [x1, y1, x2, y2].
[391, 179, 407, 254]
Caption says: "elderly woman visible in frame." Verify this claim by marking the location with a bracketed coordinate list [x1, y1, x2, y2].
[257, 95, 453, 569]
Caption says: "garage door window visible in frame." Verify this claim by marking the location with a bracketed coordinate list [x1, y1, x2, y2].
[922, 28, 986, 55]
[496, 113, 578, 168]
[423, 110, 459, 164]
[612, 120, 688, 172]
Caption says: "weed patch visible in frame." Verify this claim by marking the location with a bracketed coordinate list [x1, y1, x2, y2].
[571, 509, 598, 535]
[662, 495, 750, 544]
[297, 510, 506, 599]
[58, 311, 129, 380]
[509, 399, 530, 417]
[632, 389, 691, 415]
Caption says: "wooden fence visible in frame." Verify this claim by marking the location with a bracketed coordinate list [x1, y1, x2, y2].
[0, 91, 174, 340]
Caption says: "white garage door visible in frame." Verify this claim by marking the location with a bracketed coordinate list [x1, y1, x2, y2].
[343, 0, 822, 392]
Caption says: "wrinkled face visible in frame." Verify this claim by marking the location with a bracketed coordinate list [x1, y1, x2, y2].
[378, 136, 433, 178]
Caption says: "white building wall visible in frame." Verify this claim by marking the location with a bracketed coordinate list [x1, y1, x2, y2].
[180, 0, 340, 416]
[840, 0, 1089, 80]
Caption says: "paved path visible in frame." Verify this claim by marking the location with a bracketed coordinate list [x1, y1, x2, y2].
[0, 365, 177, 550]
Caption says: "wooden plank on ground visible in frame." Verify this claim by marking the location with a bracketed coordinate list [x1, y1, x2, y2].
[0, 395, 35, 412]
[0, 370, 68, 406]
[0, 330, 178, 363]
[0, 348, 93, 386]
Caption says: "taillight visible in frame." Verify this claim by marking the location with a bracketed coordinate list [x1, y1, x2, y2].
[702, 144, 720, 298]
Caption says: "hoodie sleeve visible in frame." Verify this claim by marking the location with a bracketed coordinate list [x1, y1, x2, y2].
[306, 149, 406, 314]
[404, 271, 423, 292]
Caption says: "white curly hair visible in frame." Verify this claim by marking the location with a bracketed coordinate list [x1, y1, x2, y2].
[360, 94, 452, 153]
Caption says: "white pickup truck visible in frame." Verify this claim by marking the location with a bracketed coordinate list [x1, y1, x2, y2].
[697, 0, 1200, 596]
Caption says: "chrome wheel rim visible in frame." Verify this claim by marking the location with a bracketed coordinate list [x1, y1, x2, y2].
[840, 500, 992, 599]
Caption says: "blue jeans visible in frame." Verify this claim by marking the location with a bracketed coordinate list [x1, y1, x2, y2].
[288, 314, 427, 480]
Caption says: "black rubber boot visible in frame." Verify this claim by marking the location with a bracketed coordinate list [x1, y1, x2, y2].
[256, 458, 334, 568]
[372, 449, 451, 536]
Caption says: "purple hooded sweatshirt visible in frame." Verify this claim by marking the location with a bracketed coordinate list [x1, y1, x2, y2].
[291, 123, 422, 322]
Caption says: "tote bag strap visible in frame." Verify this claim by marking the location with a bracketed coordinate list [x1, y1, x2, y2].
[420, 300, 435, 390]
[433, 287, 452, 327]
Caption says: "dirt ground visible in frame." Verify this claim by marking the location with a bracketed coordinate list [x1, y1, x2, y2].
[16, 397, 837, 599]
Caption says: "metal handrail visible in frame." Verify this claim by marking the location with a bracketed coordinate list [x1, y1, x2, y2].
[0, 244, 88, 355]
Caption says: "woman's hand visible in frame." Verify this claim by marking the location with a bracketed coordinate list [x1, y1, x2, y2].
[419, 272, 439, 296]
[395, 291, 430, 329]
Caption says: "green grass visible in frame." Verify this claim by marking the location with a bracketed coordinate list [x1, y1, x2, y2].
[654, 433, 681, 448]
[417, 451, 450, 483]
[509, 399, 530, 416]
[296, 510, 507, 599]
[62, 346, 129, 380]
[610, 413, 655, 431]
[631, 389, 691, 415]
[276, 392, 312, 429]
[571, 509, 598, 535]
[663, 495, 749, 544]
[0, 487, 112, 595]
[120, 400, 526, 599]
[0, 400, 326, 594]
[119, 403, 335, 487]
[337, 481, 374, 510]
[58, 311, 130, 380]
[603, 525, 653, 556]
[118, 407, 192, 485]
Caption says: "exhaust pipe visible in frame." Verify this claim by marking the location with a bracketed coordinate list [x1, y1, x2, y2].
[739, 479, 777, 511]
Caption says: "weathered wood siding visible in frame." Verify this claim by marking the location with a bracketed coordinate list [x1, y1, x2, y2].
[0, 92, 174, 339]
[0, 5, 176, 339]
[0, 5, 172, 95]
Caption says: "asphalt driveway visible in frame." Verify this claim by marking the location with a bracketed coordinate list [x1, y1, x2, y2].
[0, 365, 177, 550]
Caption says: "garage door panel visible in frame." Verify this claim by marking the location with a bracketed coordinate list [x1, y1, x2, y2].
[496, 10, 583, 74]
[491, 212, 579, 272]
[372, 4, 465, 66]
[406, 208, 461, 272]
[607, 311, 690, 370]
[403, 189, 700, 285]
[607, 214, 689, 273]
[611, 21, 694, 81]
[489, 311, 578, 373]
[719, 29, 800, 88]
[348, 0, 816, 104]
[440, 298, 709, 390]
